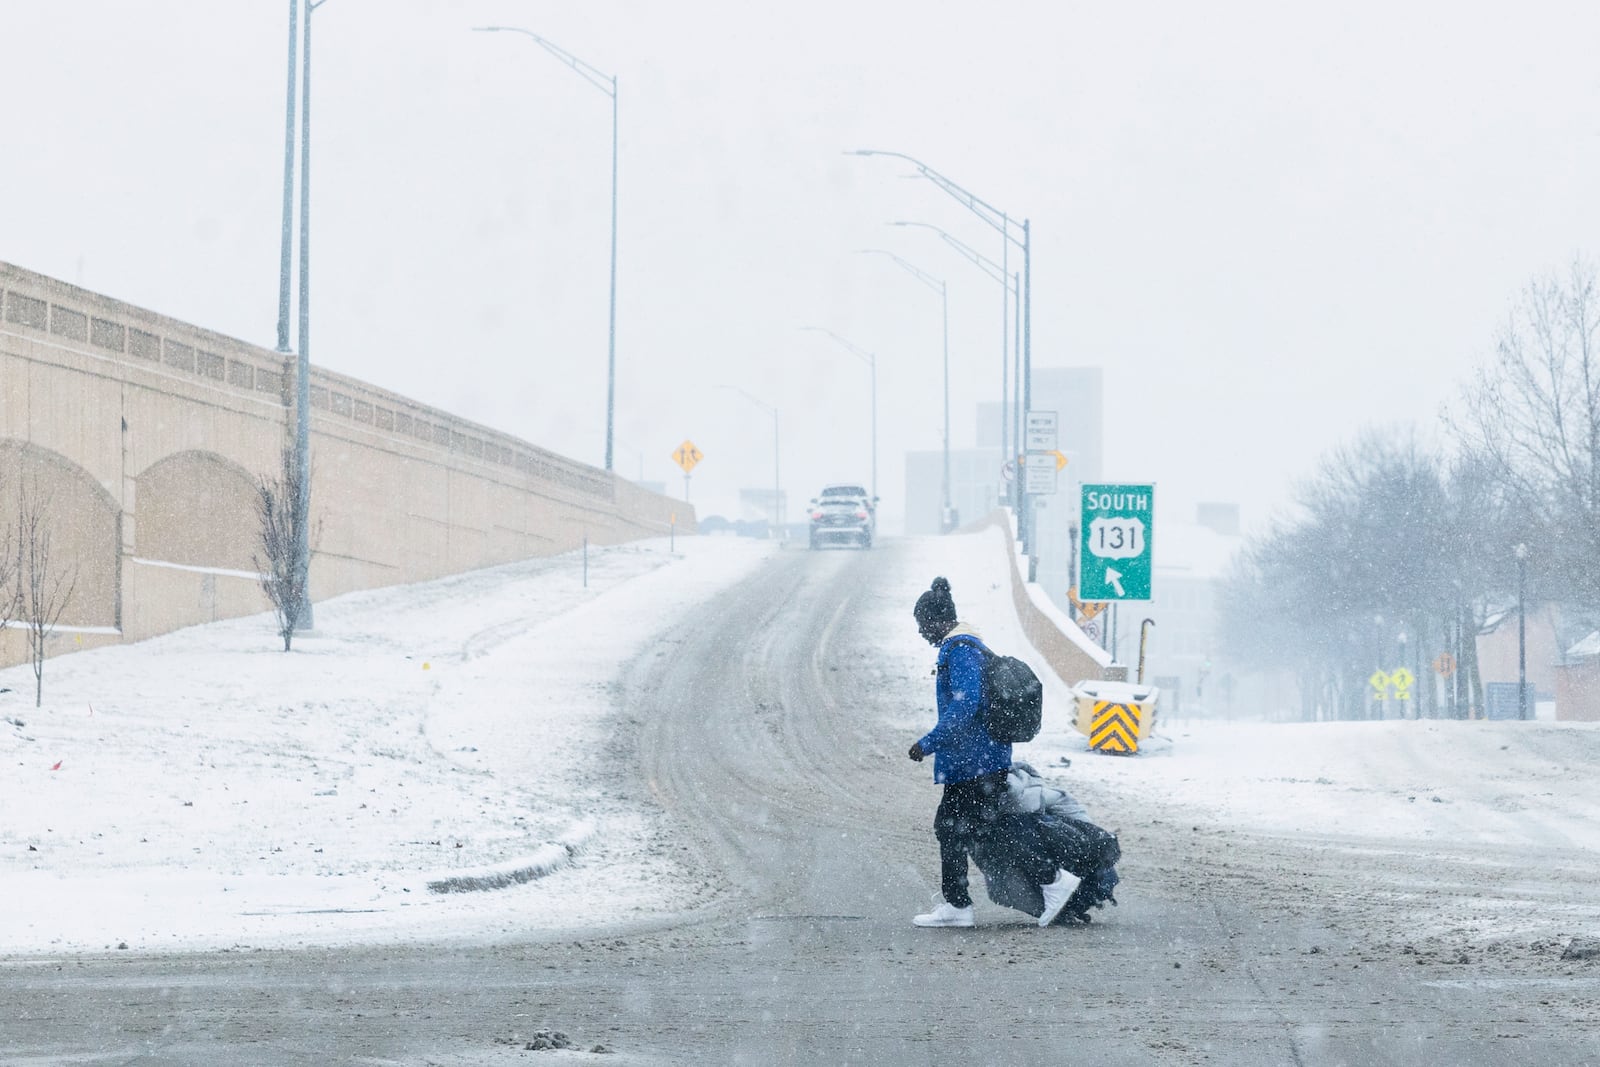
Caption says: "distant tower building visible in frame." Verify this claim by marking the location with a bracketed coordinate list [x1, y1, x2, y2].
[1017, 367, 1104, 618]
[902, 446, 1005, 536]
[902, 367, 1103, 565]
[738, 487, 786, 527]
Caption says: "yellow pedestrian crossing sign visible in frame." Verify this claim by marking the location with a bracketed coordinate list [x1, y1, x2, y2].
[673, 440, 703, 474]
[1370, 667, 1415, 702]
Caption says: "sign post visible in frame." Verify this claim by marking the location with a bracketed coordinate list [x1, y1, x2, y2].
[672, 439, 703, 501]
[1078, 483, 1154, 601]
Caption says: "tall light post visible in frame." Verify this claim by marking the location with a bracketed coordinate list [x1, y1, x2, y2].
[798, 327, 876, 503]
[850, 149, 1031, 546]
[476, 26, 619, 473]
[1371, 613, 1385, 718]
[289, 0, 333, 630]
[717, 385, 781, 536]
[857, 248, 951, 532]
[1516, 542, 1529, 720]
[1397, 629, 1409, 716]
[890, 220, 1019, 491]
[275, 0, 299, 355]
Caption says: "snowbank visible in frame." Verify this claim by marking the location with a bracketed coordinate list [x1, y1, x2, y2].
[0, 536, 772, 954]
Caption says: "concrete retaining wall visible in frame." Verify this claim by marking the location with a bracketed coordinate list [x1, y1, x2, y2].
[0, 261, 691, 668]
[972, 510, 1113, 686]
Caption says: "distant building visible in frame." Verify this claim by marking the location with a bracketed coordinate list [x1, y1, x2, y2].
[738, 487, 788, 527]
[900, 372, 1284, 717]
[1008, 367, 1104, 620]
[903, 446, 1005, 536]
[1099, 511, 1243, 716]
[903, 367, 1103, 578]
[1090, 502, 1315, 720]
[1476, 604, 1564, 717]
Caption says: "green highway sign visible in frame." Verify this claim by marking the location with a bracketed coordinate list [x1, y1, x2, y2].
[1079, 483, 1154, 601]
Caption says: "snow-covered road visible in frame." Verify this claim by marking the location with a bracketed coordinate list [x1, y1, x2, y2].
[5, 526, 1600, 962]
[6, 527, 1600, 1065]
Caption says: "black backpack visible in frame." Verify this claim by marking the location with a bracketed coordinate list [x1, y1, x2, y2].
[983, 650, 1044, 742]
[949, 636, 1044, 743]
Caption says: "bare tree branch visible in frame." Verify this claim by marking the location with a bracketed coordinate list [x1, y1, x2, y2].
[253, 447, 314, 651]
[16, 480, 78, 707]
[1447, 258, 1600, 607]
[0, 467, 19, 644]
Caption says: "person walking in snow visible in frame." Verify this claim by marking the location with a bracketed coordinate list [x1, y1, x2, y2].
[907, 576, 1080, 929]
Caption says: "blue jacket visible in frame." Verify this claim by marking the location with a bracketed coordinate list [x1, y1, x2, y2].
[917, 628, 1012, 784]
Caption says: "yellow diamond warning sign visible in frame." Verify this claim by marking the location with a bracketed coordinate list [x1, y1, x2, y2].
[672, 439, 704, 474]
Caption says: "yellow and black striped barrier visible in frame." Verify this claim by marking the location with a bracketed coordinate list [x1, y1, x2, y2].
[1088, 701, 1142, 754]
[1072, 681, 1159, 755]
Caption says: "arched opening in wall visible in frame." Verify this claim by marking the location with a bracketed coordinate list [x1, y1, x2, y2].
[0, 439, 121, 631]
[135, 450, 259, 573]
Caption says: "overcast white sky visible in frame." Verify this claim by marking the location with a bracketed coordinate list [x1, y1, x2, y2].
[7, 2, 1600, 532]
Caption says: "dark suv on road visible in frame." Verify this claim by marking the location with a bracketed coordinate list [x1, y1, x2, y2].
[808, 484, 877, 549]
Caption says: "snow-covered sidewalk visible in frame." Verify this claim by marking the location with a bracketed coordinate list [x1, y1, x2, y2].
[1, 536, 773, 955]
[867, 526, 1600, 949]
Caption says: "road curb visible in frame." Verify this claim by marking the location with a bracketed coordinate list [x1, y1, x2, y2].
[423, 820, 595, 894]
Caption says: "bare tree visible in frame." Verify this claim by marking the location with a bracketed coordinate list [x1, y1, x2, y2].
[1219, 427, 1512, 721]
[254, 447, 313, 651]
[0, 469, 19, 652]
[1448, 258, 1600, 606]
[15, 482, 78, 707]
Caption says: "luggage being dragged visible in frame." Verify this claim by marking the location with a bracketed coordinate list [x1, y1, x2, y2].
[970, 762, 1122, 924]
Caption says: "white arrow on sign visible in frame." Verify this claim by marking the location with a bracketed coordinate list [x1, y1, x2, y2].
[1105, 567, 1126, 597]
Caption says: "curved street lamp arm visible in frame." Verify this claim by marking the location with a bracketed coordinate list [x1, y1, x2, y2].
[850, 149, 1020, 250]
[798, 326, 874, 367]
[938, 232, 1015, 290]
[891, 221, 1015, 291]
[716, 383, 775, 416]
[855, 248, 943, 296]
[475, 26, 616, 96]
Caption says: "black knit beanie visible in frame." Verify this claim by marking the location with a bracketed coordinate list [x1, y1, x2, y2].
[913, 576, 957, 634]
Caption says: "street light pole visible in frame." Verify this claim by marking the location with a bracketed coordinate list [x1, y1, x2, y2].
[940, 276, 949, 528]
[1013, 268, 1021, 511]
[607, 75, 618, 473]
[1001, 213, 1009, 494]
[891, 220, 1020, 508]
[857, 248, 951, 531]
[291, 0, 330, 630]
[276, 0, 299, 354]
[799, 327, 877, 503]
[1022, 217, 1032, 460]
[1516, 542, 1529, 720]
[849, 149, 1032, 545]
[475, 26, 619, 473]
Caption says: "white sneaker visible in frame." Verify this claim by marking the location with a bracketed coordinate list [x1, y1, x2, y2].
[912, 902, 975, 928]
[1038, 869, 1081, 927]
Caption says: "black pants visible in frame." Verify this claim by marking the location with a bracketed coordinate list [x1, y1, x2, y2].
[933, 770, 1008, 908]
